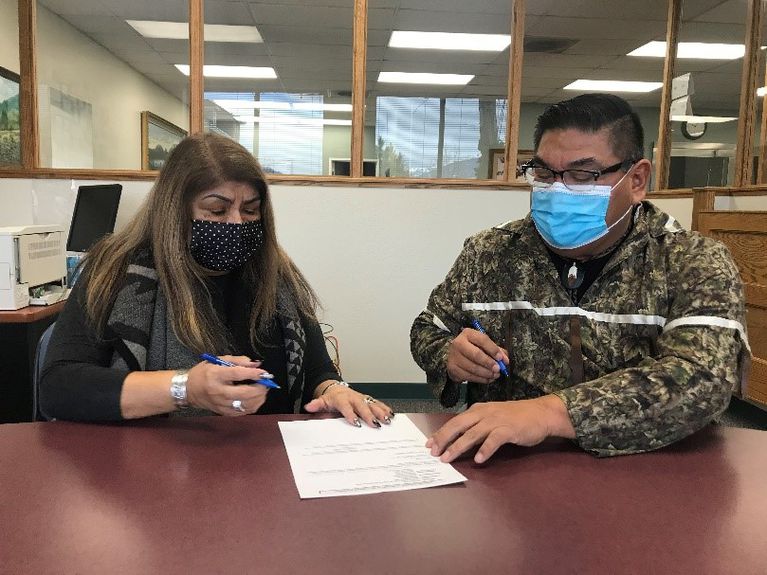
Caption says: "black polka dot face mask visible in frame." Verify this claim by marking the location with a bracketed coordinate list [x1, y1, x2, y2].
[189, 220, 264, 271]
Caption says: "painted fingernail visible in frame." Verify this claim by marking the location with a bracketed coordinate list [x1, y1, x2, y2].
[383, 416, 391, 424]
[372, 419, 382, 428]
[389, 410, 396, 418]
[260, 372, 274, 379]
[353, 418, 362, 428]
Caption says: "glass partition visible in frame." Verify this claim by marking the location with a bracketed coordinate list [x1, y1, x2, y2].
[663, 0, 747, 188]
[36, 0, 190, 169]
[203, 0, 354, 176]
[0, 0, 21, 167]
[524, 1, 667, 181]
[755, 8, 767, 184]
[364, 0, 511, 179]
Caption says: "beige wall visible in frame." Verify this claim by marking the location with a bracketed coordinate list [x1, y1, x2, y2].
[0, 0, 19, 74]
[34, 3, 187, 169]
[0, 176, 708, 383]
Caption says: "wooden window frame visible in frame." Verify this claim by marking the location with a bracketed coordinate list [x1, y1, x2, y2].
[3, 0, 765, 192]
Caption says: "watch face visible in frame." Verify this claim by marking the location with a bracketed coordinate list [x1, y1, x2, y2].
[681, 121, 706, 140]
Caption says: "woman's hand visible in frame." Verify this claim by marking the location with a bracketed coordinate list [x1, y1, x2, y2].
[185, 355, 271, 416]
[304, 381, 395, 428]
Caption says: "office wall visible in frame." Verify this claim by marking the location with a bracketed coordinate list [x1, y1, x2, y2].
[33, 4, 187, 169]
[0, 0, 20, 74]
[0, 176, 701, 383]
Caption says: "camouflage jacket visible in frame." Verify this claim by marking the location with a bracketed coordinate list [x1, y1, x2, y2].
[410, 201, 750, 457]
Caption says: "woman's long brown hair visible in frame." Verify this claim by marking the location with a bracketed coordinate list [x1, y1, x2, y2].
[82, 132, 319, 353]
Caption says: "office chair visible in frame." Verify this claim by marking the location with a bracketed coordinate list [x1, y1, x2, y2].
[33, 322, 56, 421]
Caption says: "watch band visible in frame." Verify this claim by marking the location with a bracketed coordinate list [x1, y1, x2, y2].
[170, 370, 189, 409]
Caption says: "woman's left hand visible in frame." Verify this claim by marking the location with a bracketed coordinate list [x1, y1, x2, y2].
[304, 381, 394, 428]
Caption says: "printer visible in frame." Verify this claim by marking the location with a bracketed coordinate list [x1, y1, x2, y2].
[0, 224, 67, 310]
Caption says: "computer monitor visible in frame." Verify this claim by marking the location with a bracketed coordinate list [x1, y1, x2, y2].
[66, 184, 123, 252]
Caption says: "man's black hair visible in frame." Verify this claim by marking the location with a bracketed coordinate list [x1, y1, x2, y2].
[533, 93, 644, 161]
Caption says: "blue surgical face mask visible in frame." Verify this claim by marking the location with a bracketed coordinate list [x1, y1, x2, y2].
[530, 173, 633, 250]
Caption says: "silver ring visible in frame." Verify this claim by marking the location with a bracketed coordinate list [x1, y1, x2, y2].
[232, 399, 246, 412]
[364, 396, 376, 404]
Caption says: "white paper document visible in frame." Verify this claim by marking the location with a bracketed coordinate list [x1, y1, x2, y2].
[278, 415, 467, 499]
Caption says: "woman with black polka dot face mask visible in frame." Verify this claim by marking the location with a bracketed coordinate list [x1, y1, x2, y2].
[40, 133, 392, 427]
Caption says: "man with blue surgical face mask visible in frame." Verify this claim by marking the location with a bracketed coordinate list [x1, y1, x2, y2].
[411, 93, 750, 462]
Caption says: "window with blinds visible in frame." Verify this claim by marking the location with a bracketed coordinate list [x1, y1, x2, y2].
[374, 96, 507, 179]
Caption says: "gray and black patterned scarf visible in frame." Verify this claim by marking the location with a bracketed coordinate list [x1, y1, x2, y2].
[105, 251, 308, 413]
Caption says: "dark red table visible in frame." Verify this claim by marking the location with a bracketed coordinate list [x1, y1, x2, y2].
[0, 414, 765, 574]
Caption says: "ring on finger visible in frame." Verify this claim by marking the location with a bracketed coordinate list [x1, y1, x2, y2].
[364, 395, 377, 404]
[232, 399, 246, 413]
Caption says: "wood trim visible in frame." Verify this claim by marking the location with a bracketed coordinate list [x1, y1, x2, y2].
[697, 210, 767, 234]
[0, 168, 747, 196]
[350, 0, 368, 179]
[746, 354, 767, 407]
[18, 0, 39, 169]
[646, 188, 692, 200]
[0, 169, 532, 188]
[189, 0, 204, 134]
[745, 284, 767, 309]
[0, 168, 158, 180]
[654, 0, 681, 191]
[266, 175, 530, 189]
[504, 0, 525, 183]
[691, 188, 716, 231]
[686, 184, 767, 195]
[734, 0, 763, 187]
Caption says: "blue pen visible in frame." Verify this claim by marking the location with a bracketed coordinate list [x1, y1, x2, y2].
[470, 319, 510, 377]
[200, 353, 281, 389]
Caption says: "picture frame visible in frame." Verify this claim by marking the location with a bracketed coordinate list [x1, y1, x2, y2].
[488, 147, 534, 182]
[0, 65, 21, 167]
[141, 111, 187, 170]
[488, 147, 506, 180]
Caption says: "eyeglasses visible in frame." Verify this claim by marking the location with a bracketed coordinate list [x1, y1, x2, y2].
[520, 159, 635, 192]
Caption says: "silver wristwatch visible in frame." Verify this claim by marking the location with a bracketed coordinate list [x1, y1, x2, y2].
[170, 370, 189, 409]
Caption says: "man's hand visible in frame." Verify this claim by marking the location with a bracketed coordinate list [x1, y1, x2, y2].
[426, 395, 576, 464]
[447, 328, 510, 384]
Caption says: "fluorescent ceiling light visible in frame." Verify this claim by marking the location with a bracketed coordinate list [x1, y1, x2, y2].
[176, 65, 277, 79]
[389, 30, 510, 51]
[234, 116, 352, 126]
[671, 115, 737, 123]
[378, 72, 474, 85]
[758, 86, 766, 97]
[212, 100, 352, 113]
[564, 79, 663, 93]
[628, 41, 744, 60]
[127, 20, 262, 43]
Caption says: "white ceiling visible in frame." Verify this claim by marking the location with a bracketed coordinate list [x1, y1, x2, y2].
[38, 0, 763, 112]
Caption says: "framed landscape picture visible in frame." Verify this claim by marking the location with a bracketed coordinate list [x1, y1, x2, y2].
[141, 111, 187, 170]
[0, 66, 21, 167]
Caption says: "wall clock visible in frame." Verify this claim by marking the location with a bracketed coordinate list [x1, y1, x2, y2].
[681, 121, 706, 140]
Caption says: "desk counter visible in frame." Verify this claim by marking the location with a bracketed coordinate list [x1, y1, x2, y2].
[0, 302, 64, 422]
[0, 414, 765, 574]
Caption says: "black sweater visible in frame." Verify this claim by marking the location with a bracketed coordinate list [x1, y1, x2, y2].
[40, 272, 339, 421]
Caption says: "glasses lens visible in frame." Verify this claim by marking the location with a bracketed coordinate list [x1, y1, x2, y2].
[525, 166, 555, 187]
[562, 170, 596, 191]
